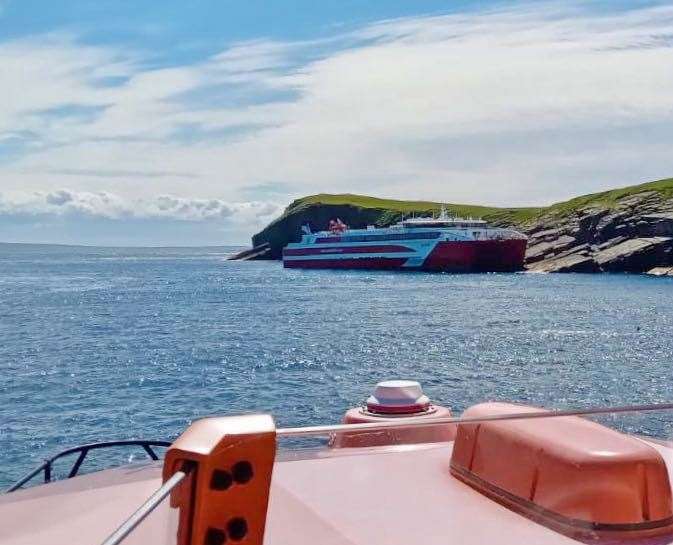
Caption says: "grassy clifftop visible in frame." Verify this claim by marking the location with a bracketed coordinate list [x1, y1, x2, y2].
[542, 177, 673, 216]
[252, 178, 673, 259]
[285, 194, 543, 224]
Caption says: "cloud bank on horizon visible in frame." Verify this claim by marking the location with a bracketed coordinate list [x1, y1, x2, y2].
[2, 0, 673, 244]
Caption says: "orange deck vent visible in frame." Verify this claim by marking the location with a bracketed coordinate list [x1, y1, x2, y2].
[450, 403, 673, 540]
[163, 414, 276, 545]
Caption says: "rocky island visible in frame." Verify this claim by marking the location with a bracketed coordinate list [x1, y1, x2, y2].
[248, 178, 673, 275]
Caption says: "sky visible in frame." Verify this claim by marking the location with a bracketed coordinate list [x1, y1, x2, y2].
[1, 0, 673, 245]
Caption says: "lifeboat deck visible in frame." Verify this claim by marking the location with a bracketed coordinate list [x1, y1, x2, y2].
[4, 439, 673, 545]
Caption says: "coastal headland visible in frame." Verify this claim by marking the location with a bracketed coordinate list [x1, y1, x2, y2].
[249, 178, 673, 275]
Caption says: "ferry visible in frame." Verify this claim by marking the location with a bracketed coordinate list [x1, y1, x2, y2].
[282, 210, 528, 272]
[2, 381, 673, 545]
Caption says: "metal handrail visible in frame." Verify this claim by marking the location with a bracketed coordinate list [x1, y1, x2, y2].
[4, 439, 171, 493]
[276, 401, 673, 438]
[9, 403, 673, 493]
[100, 467, 190, 545]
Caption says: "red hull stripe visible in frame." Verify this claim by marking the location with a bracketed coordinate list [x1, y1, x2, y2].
[284, 257, 408, 269]
[283, 245, 412, 256]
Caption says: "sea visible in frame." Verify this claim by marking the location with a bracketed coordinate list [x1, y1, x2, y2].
[2, 243, 673, 488]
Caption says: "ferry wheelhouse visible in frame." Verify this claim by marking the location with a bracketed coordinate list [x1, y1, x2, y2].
[282, 210, 528, 272]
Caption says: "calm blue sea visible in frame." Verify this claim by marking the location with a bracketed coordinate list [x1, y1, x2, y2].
[2, 243, 673, 488]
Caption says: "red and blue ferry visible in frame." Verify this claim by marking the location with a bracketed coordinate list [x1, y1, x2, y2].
[282, 210, 528, 272]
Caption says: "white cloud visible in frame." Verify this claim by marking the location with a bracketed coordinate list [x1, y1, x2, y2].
[2, 1, 673, 243]
[0, 189, 279, 223]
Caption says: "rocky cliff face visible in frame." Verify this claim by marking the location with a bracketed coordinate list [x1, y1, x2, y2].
[523, 191, 673, 274]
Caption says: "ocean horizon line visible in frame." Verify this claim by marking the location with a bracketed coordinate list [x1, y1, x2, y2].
[0, 241, 248, 250]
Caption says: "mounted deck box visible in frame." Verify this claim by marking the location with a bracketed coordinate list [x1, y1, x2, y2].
[450, 403, 673, 539]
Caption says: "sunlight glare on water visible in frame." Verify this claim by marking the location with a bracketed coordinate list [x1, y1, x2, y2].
[1, 244, 673, 486]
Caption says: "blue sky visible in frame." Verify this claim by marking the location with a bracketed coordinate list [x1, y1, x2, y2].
[0, 1, 493, 49]
[1, 0, 673, 245]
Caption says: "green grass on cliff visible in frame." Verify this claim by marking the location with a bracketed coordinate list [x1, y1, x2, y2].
[286, 177, 673, 226]
[286, 193, 542, 225]
[544, 177, 673, 217]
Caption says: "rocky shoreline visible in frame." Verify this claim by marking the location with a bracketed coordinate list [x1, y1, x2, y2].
[522, 191, 673, 274]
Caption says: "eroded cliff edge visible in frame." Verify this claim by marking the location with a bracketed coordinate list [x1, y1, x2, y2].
[251, 179, 673, 274]
[524, 188, 673, 273]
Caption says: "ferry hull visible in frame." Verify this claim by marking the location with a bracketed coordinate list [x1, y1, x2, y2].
[283, 239, 527, 272]
[422, 239, 527, 272]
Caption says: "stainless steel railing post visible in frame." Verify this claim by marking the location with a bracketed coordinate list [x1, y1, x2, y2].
[99, 469, 188, 545]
